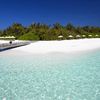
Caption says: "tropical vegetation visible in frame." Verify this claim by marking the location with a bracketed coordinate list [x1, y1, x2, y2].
[0, 23, 100, 40]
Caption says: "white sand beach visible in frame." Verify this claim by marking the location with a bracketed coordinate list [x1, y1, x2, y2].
[0, 38, 100, 55]
[10, 38, 100, 54]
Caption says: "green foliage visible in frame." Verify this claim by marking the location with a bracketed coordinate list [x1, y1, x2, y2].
[65, 23, 75, 31]
[3, 23, 26, 38]
[19, 32, 39, 40]
[0, 22, 100, 40]
[0, 30, 3, 36]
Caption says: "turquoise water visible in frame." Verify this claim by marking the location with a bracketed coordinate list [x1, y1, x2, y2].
[0, 50, 100, 100]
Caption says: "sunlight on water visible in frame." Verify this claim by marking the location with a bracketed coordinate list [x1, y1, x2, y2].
[0, 50, 100, 100]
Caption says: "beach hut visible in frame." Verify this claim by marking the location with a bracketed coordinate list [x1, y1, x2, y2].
[88, 35, 92, 37]
[76, 35, 81, 38]
[68, 35, 73, 38]
[68, 35, 74, 39]
[0, 36, 15, 40]
[88, 35, 92, 38]
[58, 35, 63, 40]
[58, 35, 63, 38]
[10, 36, 15, 39]
[5, 36, 15, 39]
[95, 34, 99, 37]
[0, 36, 5, 39]
[82, 35, 86, 38]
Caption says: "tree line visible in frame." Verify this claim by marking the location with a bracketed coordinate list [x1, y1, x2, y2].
[0, 23, 100, 40]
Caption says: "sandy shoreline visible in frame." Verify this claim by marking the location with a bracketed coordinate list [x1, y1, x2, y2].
[0, 38, 100, 55]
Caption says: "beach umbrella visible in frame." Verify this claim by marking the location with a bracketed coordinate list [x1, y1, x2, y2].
[0, 36, 5, 39]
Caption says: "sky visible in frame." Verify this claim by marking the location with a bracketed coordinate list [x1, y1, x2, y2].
[0, 0, 100, 29]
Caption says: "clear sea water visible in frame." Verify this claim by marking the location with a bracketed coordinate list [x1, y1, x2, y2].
[0, 50, 100, 100]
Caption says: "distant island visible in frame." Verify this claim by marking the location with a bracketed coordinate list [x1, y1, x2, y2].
[0, 23, 100, 40]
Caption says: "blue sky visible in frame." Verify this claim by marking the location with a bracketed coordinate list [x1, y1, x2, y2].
[0, 0, 100, 29]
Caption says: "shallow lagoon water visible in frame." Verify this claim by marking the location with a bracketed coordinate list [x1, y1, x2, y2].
[0, 50, 100, 100]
